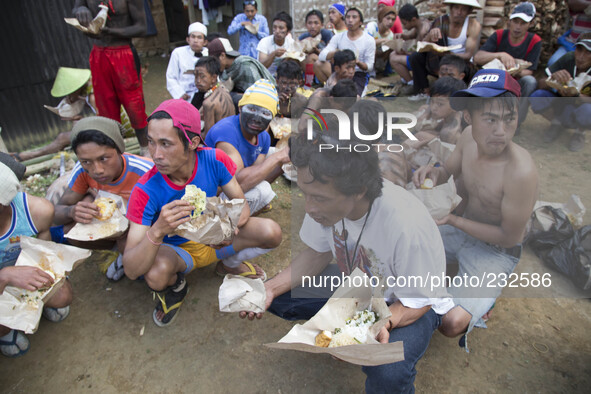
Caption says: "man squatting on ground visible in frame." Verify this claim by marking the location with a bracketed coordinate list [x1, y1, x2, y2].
[52, 117, 153, 281]
[240, 117, 454, 392]
[206, 79, 290, 215]
[414, 69, 539, 350]
[124, 99, 281, 327]
[73, 0, 150, 155]
[0, 159, 72, 357]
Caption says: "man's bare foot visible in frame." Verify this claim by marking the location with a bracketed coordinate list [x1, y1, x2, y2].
[215, 261, 267, 281]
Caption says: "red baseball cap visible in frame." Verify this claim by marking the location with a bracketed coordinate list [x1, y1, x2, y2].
[151, 99, 204, 144]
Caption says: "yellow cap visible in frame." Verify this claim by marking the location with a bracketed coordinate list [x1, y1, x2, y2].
[51, 67, 91, 97]
[238, 79, 279, 116]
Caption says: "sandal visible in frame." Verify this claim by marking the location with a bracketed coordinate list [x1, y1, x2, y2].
[106, 254, 125, 281]
[215, 261, 267, 281]
[43, 306, 70, 322]
[152, 274, 189, 327]
[0, 330, 30, 358]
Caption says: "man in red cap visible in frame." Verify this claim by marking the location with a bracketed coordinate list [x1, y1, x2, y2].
[413, 70, 538, 350]
[124, 99, 281, 327]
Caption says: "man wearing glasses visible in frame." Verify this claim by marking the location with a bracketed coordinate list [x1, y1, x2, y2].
[205, 80, 290, 214]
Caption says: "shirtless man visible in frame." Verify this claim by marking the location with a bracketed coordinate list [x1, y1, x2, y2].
[192, 56, 235, 137]
[413, 70, 538, 349]
[73, 0, 149, 155]
[389, 3, 431, 85]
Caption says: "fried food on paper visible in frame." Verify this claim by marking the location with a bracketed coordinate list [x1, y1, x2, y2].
[94, 197, 117, 221]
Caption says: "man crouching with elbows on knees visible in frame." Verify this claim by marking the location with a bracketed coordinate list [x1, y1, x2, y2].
[413, 69, 538, 351]
[124, 99, 281, 327]
[240, 118, 453, 393]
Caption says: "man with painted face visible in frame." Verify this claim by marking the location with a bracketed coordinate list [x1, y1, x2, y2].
[276, 59, 307, 118]
[205, 79, 289, 214]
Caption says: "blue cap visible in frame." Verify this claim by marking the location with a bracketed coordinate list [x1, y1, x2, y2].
[451, 69, 521, 110]
[329, 3, 346, 17]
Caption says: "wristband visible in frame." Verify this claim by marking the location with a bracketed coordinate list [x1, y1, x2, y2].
[145, 229, 163, 246]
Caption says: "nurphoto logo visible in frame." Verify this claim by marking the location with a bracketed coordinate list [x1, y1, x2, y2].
[305, 108, 418, 153]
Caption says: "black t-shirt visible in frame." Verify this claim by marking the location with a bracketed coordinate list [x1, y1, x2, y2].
[548, 51, 577, 77]
[480, 29, 542, 70]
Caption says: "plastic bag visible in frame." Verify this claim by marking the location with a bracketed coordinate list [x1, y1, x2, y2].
[528, 206, 591, 290]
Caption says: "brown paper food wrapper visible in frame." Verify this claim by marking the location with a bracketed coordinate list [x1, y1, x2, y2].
[0, 237, 91, 333]
[406, 175, 462, 220]
[300, 35, 322, 53]
[482, 58, 532, 76]
[527, 195, 586, 234]
[245, 22, 259, 35]
[64, 4, 108, 35]
[545, 73, 591, 96]
[65, 192, 128, 241]
[265, 268, 404, 366]
[417, 41, 462, 53]
[269, 117, 292, 139]
[174, 197, 245, 245]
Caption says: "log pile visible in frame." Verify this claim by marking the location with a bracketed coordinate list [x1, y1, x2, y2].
[481, 0, 570, 64]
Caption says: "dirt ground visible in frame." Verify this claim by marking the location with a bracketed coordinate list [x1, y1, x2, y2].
[1, 56, 590, 393]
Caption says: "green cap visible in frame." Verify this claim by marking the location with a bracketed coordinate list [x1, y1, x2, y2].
[70, 116, 126, 153]
[51, 67, 91, 97]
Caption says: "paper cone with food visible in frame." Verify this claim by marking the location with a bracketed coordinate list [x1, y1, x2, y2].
[417, 41, 462, 53]
[64, 4, 108, 35]
[0, 237, 91, 333]
[406, 175, 462, 220]
[65, 191, 128, 241]
[174, 186, 245, 245]
[265, 268, 404, 366]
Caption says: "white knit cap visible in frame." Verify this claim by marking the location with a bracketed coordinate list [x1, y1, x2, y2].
[188, 22, 207, 37]
[0, 162, 20, 206]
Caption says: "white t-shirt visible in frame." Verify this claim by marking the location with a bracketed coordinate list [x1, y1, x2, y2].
[319, 31, 376, 73]
[299, 181, 454, 315]
[257, 35, 295, 76]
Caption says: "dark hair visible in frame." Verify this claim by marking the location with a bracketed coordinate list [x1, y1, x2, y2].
[195, 56, 221, 77]
[331, 79, 358, 98]
[71, 129, 120, 154]
[430, 76, 467, 97]
[147, 111, 198, 152]
[206, 32, 222, 42]
[333, 49, 356, 67]
[277, 59, 303, 80]
[306, 9, 324, 24]
[348, 99, 402, 144]
[290, 117, 383, 202]
[243, 0, 257, 10]
[439, 54, 466, 73]
[273, 11, 293, 32]
[460, 91, 519, 116]
[398, 4, 419, 21]
[345, 7, 364, 23]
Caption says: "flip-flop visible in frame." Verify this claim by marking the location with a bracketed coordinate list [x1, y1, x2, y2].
[0, 330, 30, 358]
[215, 261, 267, 281]
[43, 306, 70, 322]
[152, 277, 189, 328]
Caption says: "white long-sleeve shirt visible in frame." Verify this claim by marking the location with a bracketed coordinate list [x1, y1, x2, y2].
[166, 45, 209, 101]
[319, 31, 376, 73]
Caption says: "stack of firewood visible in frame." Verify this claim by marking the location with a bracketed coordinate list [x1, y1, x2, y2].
[481, 0, 570, 63]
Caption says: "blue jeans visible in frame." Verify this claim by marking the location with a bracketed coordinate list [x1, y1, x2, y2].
[269, 292, 441, 394]
[439, 225, 520, 337]
[530, 89, 591, 129]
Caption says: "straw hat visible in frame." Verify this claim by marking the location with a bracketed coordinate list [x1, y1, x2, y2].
[51, 67, 91, 98]
[443, 0, 483, 9]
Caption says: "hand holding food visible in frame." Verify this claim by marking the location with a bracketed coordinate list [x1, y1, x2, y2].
[94, 197, 117, 221]
[181, 185, 207, 219]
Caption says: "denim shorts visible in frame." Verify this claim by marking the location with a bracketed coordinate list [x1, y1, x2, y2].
[439, 225, 521, 336]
